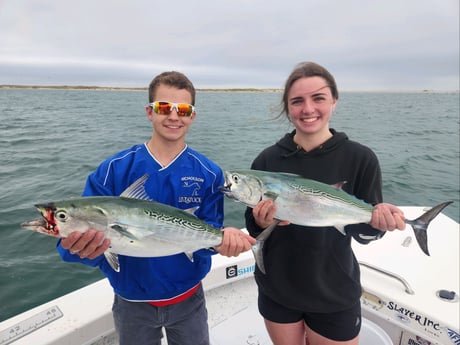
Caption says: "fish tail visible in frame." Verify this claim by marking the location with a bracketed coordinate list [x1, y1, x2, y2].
[406, 201, 452, 256]
[251, 220, 280, 275]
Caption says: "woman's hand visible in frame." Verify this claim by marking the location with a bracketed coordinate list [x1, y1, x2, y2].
[370, 203, 406, 231]
[252, 199, 290, 229]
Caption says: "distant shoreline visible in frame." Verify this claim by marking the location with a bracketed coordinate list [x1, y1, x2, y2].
[0, 85, 282, 92]
[0, 85, 458, 93]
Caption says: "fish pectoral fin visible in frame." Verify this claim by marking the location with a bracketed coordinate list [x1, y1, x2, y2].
[104, 252, 120, 272]
[120, 174, 152, 200]
[109, 223, 139, 240]
[184, 252, 194, 262]
[263, 191, 279, 201]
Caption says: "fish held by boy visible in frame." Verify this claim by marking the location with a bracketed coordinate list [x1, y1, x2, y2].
[21, 174, 272, 273]
[219, 169, 452, 256]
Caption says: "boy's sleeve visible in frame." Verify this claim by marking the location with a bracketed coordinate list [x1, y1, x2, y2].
[56, 241, 105, 266]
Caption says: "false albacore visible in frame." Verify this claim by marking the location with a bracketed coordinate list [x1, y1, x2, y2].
[219, 169, 452, 256]
[21, 174, 272, 273]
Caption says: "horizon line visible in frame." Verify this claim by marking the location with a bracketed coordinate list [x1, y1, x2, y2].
[0, 84, 459, 93]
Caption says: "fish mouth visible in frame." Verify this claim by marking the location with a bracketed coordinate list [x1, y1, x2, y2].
[218, 183, 231, 194]
[21, 207, 59, 237]
[218, 183, 238, 200]
[21, 217, 49, 232]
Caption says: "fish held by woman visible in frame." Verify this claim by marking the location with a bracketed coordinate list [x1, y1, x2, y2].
[219, 169, 452, 256]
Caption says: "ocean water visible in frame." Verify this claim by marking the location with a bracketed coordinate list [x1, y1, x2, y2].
[0, 89, 459, 322]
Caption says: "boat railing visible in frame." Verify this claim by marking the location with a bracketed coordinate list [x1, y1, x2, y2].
[359, 261, 415, 295]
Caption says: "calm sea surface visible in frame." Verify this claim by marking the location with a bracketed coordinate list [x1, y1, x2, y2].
[0, 89, 459, 322]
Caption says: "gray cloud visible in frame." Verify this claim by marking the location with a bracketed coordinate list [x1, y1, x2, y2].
[0, 0, 458, 90]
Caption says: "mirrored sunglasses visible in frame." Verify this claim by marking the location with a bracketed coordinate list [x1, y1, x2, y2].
[148, 101, 195, 117]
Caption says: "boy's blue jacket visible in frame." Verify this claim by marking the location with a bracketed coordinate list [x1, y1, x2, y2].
[57, 144, 224, 302]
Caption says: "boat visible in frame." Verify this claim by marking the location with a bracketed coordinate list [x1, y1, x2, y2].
[0, 206, 458, 345]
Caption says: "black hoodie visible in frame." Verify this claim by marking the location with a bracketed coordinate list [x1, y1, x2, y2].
[245, 129, 384, 313]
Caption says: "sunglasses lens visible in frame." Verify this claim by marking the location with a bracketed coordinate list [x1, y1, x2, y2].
[177, 104, 193, 117]
[155, 102, 173, 115]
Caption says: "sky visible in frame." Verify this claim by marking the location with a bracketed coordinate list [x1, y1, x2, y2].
[0, 0, 458, 91]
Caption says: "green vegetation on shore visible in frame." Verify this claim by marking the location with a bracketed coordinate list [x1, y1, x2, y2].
[1, 85, 457, 93]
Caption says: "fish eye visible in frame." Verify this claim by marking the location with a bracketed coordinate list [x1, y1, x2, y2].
[232, 174, 240, 184]
[55, 210, 68, 222]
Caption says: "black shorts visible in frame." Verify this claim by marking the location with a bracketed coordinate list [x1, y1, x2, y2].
[258, 290, 361, 341]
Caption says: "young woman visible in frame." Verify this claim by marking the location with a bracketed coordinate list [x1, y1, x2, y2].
[245, 62, 405, 345]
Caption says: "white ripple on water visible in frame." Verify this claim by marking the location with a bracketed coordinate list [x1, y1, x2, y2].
[0, 254, 56, 268]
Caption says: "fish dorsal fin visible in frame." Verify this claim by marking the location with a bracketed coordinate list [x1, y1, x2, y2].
[277, 172, 302, 178]
[332, 181, 347, 190]
[183, 206, 200, 216]
[120, 174, 151, 200]
[104, 252, 120, 272]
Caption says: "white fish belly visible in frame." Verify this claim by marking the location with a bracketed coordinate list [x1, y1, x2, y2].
[274, 194, 372, 227]
[107, 222, 222, 257]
